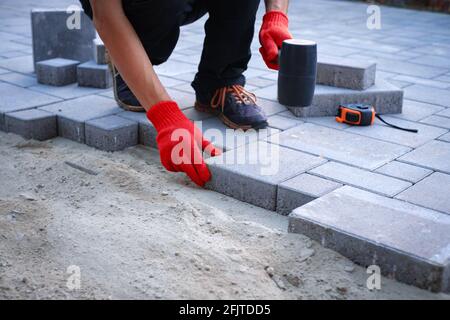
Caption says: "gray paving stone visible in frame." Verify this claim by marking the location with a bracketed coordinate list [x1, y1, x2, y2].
[205, 141, 326, 210]
[399, 140, 450, 174]
[5, 109, 57, 140]
[36, 58, 80, 86]
[391, 74, 450, 89]
[277, 173, 341, 215]
[29, 83, 108, 100]
[304, 116, 350, 130]
[375, 161, 432, 183]
[404, 84, 450, 108]
[267, 115, 303, 131]
[77, 61, 112, 89]
[438, 132, 450, 142]
[0, 67, 10, 75]
[166, 88, 196, 110]
[0, 72, 36, 87]
[0, 55, 34, 74]
[420, 115, 450, 129]
[39, 95, 121, 143]
[93, 38, 107, 65]
[289, 186, 450, 293]
[437, 108, 450, 118]
[117, 111, 157, 148]
[254, 79, 403, 118]
[396, 172, 450, 215]
[182, 107, 214, 121]
[0, 83, 60, 131]
[85, 115, 138, 152]
[365, 56, 446, 79]
[269, 123, 411, 170]
[316, 55, 376, 90]
[154, 60, 197, 77]
[346, 116, 447, 148]
[309, 161, 411, 197]
[200, 117, 279, 151]
[390, 99, 444, 122]
[31, 9, 96, 69]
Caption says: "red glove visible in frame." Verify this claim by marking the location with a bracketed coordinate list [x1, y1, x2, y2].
[146, 101, 221, 187]
[259, 11, 293, 70]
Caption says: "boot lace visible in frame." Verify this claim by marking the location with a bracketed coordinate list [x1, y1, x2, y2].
[210, 85, 257, 112]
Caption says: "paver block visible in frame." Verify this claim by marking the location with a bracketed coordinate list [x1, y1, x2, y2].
[390, 99, 444, 122]
[85, 115, 138, 152]
[36, 58, 80, 86]
[117, 111, 157, 148]
[205, 141, 326, 211]
[268, 123, 411, 170]
[0, 72, 37, 88]
[200, 117, 280, 151]
[398, 140, 450, 174]
[29, 83, 107, 100]
[0, 83, 60, 131]
[93, 38, 107, 65]
[420, 115, 450, 129]
[31, 9, 96, 69]
[267, 115, 303, 131]
[39, 95, 121, 143]
[404, 84, 450, 108]
[289, 186, 450, 293]
[438, 132, 450, 143]
[316, 55, 376, 90]
[396, 172, 450, 215]
[345, 116, 447, 148]
[277, 173, 341, 215]
[375, 161, 432, 183]
[254, 79, 403, 118]
[77, 61, 112, 89]
[4, 109, 57, 141]
[309, 161, 412, 197]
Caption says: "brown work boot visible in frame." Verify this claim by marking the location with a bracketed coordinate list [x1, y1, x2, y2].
[195, 85, 268, 130]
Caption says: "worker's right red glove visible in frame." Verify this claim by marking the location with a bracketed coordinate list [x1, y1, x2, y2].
[146, 101, 221, 187]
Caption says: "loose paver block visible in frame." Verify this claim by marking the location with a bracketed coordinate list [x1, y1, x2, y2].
[77, 61, 112, 89]
[316, 55, 376, 90]
[31, 9, 96, 69]
[117, 111, 157, 148]
[93, 38, 107, 65]
[36, 58, 80, 86]
[289, 186, 450, 293]
[254, 79, 403, 118]
[85, 115, 138, 152]
[398, 140, 450, 174]
[200, 117, 279, 151]
[277, 173, 341, 215]
[39, 95, 121, 143]
[0, 83, 60, 131]
[309, 161, 412, 197]
[5, 109, 57, 141]
[205, 141, 326, 211]
[345, 116, 447, 148]
[268, 123, 411, 170]
[375, 161, 432, 183]
[396, 172, 450, 215]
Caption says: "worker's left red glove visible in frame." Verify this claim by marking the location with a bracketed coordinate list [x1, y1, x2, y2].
[259, 11, 293, 70]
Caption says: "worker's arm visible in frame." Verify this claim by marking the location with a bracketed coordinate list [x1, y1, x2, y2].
[264, 0, 289, 13]
[89, 0, 170, 111]
[260, 0, 292, 70]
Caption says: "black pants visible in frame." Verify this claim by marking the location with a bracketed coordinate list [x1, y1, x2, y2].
[80, 0, 261, 93]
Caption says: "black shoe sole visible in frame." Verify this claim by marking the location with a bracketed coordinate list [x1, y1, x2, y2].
[195, 101, 268, 131]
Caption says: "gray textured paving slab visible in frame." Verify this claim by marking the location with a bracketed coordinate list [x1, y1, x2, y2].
[398, 140, 450, 174]
[269, 123, 411, 170]
[289, 186, 450, 293]
[36, 58, 80, 86]
[316, 55, 376, 90]
[390, 99, 444, 122]
[437, 108, 450, 118]
[438, 132, 450, 142]
[85, 115, 138, 152]
[4, 108, 56, 140]
[117, 111, 157, 148]
[267, 115, 303, 131]
[77, 61, 112, 89]
[396, 172, 450, 215]
[345, 116, 447, 148]
[206, 141, 326, 210]
[375, 161, 432, 183]
[404, 84, 450, 108]
[93, 38, 107, 65]
[39, 95, 121, 142]
[0, 55, 34, 74]
[254, 79, 403, 118]
[31, 9, 95, 68]
[420, 115, 450, 129]
[0, 72, 37, 87]
[29, 83, 108, 99]
[309, 161, 411, 197]
[277, 173, 341, 215]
